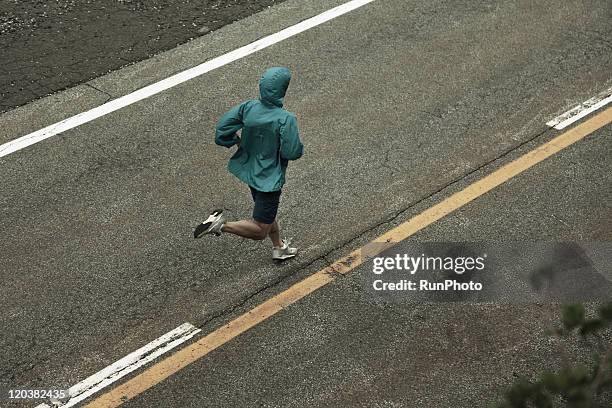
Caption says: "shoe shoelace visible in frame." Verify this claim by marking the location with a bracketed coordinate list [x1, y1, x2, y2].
[281, 238, 293, 249]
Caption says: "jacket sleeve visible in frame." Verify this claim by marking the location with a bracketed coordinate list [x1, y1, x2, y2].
[215, 102, 247, 148]
[279, 114, 304, 160]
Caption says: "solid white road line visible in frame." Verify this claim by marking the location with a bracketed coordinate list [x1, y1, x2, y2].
[546, 86, 612, 130]
[34, 323, 201, 408]
[0, 0, 375, 159]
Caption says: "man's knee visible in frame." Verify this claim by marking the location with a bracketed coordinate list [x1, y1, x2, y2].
[252, 221, 271, 240]
[253, 231, 267, 241]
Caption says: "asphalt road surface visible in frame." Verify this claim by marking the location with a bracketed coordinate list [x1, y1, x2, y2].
[0, 0, 611, 407]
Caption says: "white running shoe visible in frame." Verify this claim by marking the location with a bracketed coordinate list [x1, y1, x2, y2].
[273, 238, 298, 260]
[194, 209, 225, 238]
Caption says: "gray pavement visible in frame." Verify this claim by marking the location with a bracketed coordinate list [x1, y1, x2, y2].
[0, 0, 611, 406]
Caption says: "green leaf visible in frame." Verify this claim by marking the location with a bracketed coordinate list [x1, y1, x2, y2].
[542, 372, 562, 393]
[557, 369, 572, 391]
[544, 328, 563, 337]
[533, 391, 553, 408]
[566, 385, 588, 402]
[580, 319, 605, 336]
[506, 379, 532, 407]
[570, 366, 591, 385]
[599, 303, 612, 321]
[563, 304, 585, 330]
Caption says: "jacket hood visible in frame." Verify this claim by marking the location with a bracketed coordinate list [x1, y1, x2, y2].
[259, 67, 291, 107]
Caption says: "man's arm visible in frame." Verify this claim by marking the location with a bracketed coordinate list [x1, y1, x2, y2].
[279, 114, 304, 160]
[215, 102, 247, 148]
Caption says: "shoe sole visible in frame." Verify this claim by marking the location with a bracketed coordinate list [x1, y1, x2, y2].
[273, 252, 297, 261]
[194, 209, 223, 239]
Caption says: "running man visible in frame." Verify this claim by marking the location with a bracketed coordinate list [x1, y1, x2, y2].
[194, 67, 304, 260]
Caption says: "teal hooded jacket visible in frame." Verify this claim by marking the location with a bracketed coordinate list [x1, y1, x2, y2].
[215, 67, 304, 192]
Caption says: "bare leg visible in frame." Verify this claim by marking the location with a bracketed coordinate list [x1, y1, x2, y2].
[222, 219, 271, 241]
[268, 220, 282, 248]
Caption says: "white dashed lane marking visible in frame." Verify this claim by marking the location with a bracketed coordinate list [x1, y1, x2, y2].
[547, 85, 612, 130]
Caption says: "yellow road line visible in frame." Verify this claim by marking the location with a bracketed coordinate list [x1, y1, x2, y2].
[86, 106, 612, 407]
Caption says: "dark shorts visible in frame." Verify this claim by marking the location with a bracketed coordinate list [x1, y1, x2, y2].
[249, 186, 282, 224]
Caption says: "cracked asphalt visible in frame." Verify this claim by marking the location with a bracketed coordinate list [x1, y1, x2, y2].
[0, 0, 611, 406]
[0, 0, 287, 113]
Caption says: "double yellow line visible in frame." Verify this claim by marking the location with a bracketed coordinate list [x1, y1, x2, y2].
[86, 107, 612, 407]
